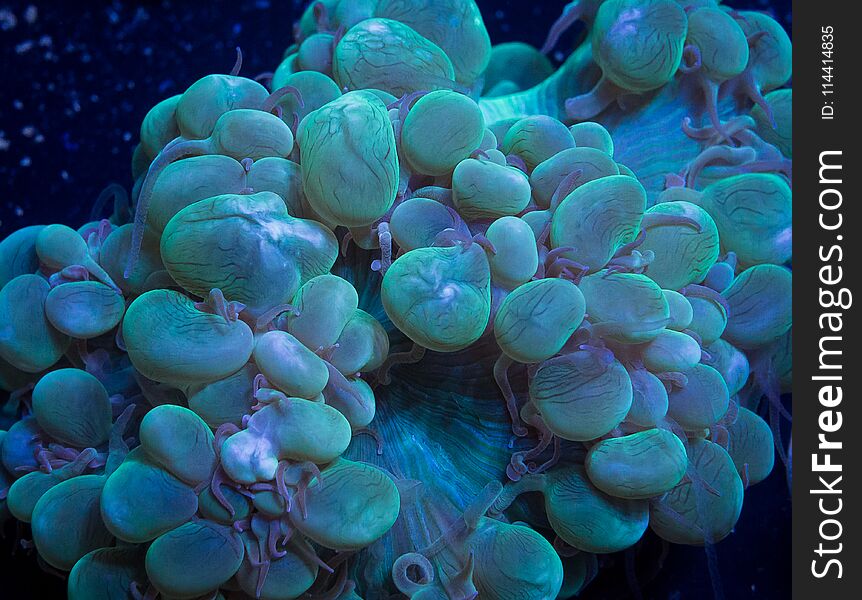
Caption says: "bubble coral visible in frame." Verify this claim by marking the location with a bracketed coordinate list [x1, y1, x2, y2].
[0, 0, 791, 598]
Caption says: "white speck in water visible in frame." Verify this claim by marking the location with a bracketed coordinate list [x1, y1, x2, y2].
[15, 40, 34, 54]
[0, 9, 17, 31]
[24, 5, 37, 24]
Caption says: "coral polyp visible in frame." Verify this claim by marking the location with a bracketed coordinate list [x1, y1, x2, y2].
[0, 0, 791, 598]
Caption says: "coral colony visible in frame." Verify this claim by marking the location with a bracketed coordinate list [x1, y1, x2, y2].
[0, 0, 791, 598]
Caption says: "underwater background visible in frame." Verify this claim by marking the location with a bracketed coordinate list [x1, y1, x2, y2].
[0, 1, 791, 598]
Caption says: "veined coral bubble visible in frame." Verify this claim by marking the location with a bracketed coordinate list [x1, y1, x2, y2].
[0, 0, 791, 598]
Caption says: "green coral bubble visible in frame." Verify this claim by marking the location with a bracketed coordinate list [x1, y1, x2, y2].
[333, 18, 455, 96]
[297, 32, 335, 76]
[752, 89, 791, 158]
[139, 404, 217, 486]
[699, 173, 792, 267]
[198, 484, 252, 525]
[123, 289, 254, 385]
[328, 309, 390, 375]
[254, 330, 330, 399]
[147, 155, 246, 233]
[140, 94, 181, 159]
[145, 519, 244, 599]
[298, 91, 399, 228]
[291, 458, 400, 550]
[36, 224, 119, 290]
[334, 0, 379, 32]
[285, 274, 359, 351]
[7, 448, 97, 523]
[726, 406, 775, 485]
[592, 0, 687, 92]
[452, 158, 532, 221]
[641, 329, 701, 373]
[220, 391, 352, 484]
[0, 225, 44, 288]
[0, 274, 71, 373]
[686, 294, 727, 345]
[723, 264, 792, 348]
[236, 533, 319, 600]
[662, 289, 694, 331]
[175, 74, 269, 140]
[626, 368, 669, 427]
[402, 91, 485, 176]
[485, 216, 539, 289]
[686, 7, 749, 81]
[187, 364, 257, 429]
[704, 339, 750, 396]
[501, 115, 576, 171]
[161, 191, 337, 318]
[551, 175, 646, 272]
[32, 368, 112, 448]
[650, 439, 743, 545]
[568, 121, 615, 156]
[530, 350, 632, 441]
[323, 372, 377, 429]
[32, 474, 114, 570]
[586, 428, 687, 499]
[466, 517, 564, 600]
[736, 11, 792, 93]
[390, 197, 462, 252]
[44, 281, 125, 339]
[667, 363, 729, 430]
[99, 223, 165, 296]
[579, 271, 669, 343]
[247, 157, 308, 218]
[273, 70, 343, 129]
[375, 0, 491, 85]
[68, 545, 147, 600]
[639, 201, 720, 290]
[1, 417, 43, 474]
[494, 278, 585, 363]
[545, 465, 649, 553]
[530, 147, 620, 209]
[101, 447, 198, 543]
[382, 244, 492, 352]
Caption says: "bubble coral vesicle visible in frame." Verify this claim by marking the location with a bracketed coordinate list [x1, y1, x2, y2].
[0, 0, 791, 598]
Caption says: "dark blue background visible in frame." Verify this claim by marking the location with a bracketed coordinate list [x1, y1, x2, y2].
[0, 1, 791, 598]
